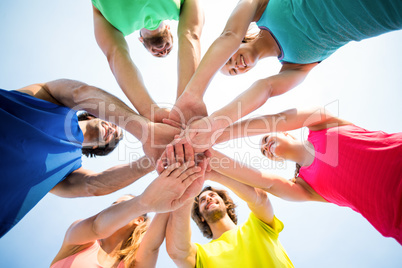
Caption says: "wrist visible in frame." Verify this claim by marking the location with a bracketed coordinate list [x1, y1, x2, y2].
[136, 193, 153, 213]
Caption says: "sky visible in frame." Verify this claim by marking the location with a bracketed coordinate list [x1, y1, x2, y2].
[0, 0, 401, 267]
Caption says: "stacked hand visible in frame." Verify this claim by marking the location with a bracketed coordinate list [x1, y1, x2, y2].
[168, 91, 208, 127]
[138, 159, 206, 213]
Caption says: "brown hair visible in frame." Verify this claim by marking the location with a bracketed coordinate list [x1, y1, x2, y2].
[78, 112, 123, 158]
[140, 28, 173, 57]
[191, 186, 237, 239]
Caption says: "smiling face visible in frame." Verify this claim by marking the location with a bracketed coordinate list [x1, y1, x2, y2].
[260, 132, 297, 161]
[82, 118, 122, 149]
[139, 23, 173, 57]
[198, 190, 227, 223]
[220, 42, 259, 76]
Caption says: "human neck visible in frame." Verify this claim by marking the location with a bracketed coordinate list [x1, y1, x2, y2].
[98, 225, 135, 265]
[78, 121, 87, 136]
[208, 214, 237, 240]
[255, 30, 281, 59]
[286, 140, 315, 167]
[140, 22, 164, 38]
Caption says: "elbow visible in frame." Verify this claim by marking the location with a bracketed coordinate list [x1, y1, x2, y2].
[91, 216, 112, 239]
[253, 188, 269, 207]
[180, 29, 202, 43]
[219, 30, 243, 43]
[104, 44, 130, 67]
[71, 84, 96, 106]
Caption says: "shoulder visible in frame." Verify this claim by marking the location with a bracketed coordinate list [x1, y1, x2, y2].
[246, 212, 284, 236]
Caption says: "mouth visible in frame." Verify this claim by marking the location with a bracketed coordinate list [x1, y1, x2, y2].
[205, 202, 216, 210]
[240, 55, 247, 68]
[102, 122, 109, 141]
[265, 140, 277, 158]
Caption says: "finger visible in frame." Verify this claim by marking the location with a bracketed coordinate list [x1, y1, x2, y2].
[204, 149, 212, 158]
[174, 143, 185, 164]
[162, 162, 181, 176]
[178, 176, 205, 202]
[183, 142, 195, 163]
[162, 118, 185, 129]
[178, 165, 202, 181]
[166, 144, 176, 166]
[169, 161, 195, 178]
[156, 159, 165, 174]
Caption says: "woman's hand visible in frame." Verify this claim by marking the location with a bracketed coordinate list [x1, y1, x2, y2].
[168, 91, 208, 126]
[139, 161, 205, 213]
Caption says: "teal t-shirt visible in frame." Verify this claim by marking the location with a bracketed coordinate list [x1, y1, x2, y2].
[257, 0, 402, 64]
[92, 0, 183, 36]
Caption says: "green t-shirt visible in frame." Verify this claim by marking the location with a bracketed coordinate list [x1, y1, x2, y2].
[195, 213, 294, 268]
[92, 0, 183, 36]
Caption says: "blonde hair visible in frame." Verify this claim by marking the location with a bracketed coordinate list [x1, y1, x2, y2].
[242, 22, 261, 43]
[116, 215, 150, 268]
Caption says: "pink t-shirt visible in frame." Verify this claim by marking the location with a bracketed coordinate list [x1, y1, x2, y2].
[299, 125, 402, 243]
[51, 240, 125, 268]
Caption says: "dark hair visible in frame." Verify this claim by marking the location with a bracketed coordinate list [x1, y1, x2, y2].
[78, 112, 123, 158]
[140, 28, 173, 57]
[294, 163, 301, 178]
[191, 186, 237, 239]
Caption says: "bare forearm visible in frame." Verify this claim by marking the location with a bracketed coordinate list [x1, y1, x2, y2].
[209, 79, 273, 132]
[135, 213, 170, 268]
[92, 195, 150, 238]
[177, 34, 201, 98]
[53, 157, 154, 198]
[207, 170, 259, 205]
[166, 201, 196, 267]
[109, 49, 158, 119]
[210, 150, 311, 201]
[87, 156, 154, 196]
[186, 33, 244, 98]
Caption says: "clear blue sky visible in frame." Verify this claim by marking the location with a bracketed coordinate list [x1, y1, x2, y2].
[0, 0, 401, 267]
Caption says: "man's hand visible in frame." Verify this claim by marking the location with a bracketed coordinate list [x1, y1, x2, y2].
[168, 116, 223, 154]
[169, 91, 208, 125]
[149, 106, 171, 123]
[138, 161, 202, 213]
[142, 122, 182, 165]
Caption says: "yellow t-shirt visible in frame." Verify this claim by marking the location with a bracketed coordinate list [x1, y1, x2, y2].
[195, 213, 294, 268]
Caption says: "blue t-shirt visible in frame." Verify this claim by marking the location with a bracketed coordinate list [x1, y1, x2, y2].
[0, 89, 83, 237]
[257, 0, 402, 64]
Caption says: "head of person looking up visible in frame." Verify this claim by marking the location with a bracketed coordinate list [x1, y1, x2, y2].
[77, 112, 123, 157]
[139, 22, 173, 57]
[191, 186, 238, 239]
[220, 29, 271, 76]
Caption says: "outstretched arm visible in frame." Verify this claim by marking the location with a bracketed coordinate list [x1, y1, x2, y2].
[210, 149, 325, 202]
[93, 5, 168, 122]
[175, 64, 316, 152]
[166, 200, 197, 268]
[17, 79, 181, 164]
[176, 0, 204, 98]
[17, 79, 149, 139]
[216, 106, 351, 143]
[135, 213, 170, 268]
[58, 162, 204, 245]
[50, 156, 154, 198]
[169, 0, 261, 123]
